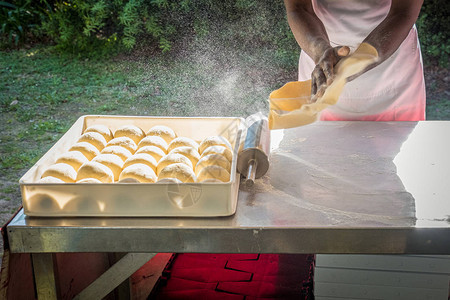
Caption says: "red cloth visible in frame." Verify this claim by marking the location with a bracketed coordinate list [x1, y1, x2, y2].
[151, 254, 313, 299]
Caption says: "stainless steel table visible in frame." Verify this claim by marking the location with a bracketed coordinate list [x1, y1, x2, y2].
[7, 121, 450, 298]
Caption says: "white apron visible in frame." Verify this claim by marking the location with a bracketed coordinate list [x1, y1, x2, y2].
[298, 0, 426, 121]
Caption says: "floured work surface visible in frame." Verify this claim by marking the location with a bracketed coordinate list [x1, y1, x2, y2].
[8, 121, 450, 254]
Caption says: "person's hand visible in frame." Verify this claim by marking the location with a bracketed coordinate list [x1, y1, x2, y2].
[310, 46, 350, 102]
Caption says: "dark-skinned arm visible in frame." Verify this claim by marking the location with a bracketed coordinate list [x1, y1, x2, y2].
[284, 0, 350, 100]
[360, 0, 423, 72]
[284, 0, 423, 101]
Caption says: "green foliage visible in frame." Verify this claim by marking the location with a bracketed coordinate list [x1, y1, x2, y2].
[39, 0, 177, 55]
[0, 0, 44, 46]
[1, 0, 296, 59]
[416, 0, 450, 67]
[0, 0, 447, 67]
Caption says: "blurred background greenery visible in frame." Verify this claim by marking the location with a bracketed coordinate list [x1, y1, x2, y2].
[1, 0, 448, 66]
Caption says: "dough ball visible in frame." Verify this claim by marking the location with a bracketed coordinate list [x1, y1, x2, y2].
[156, 178, 183, 184]
[55, 151, 89, 171]
[201, 145, 233, 162]
[84, 124, 113, 142]
[137, 136, 168, 153]
[38, 176, 65, 183]
[63, 196, 102, 212]
[157, 153, 193, 175]
[195, 154, 231, 176]
[69, 142, 100, 160]
[41, 163, 77, 183]
[146, 125, 177, 143]
[101, 146, 132, 162]
[123, 153, 157, 172]
[114, 125, 145, 144]
[167, 137, 199, 153]
[119, 163, 157, 183]
[107, 137, 137, 154]
[135, 146, 165, 162]
[197, 165, 230, 183]
[92, 154, 124, 181]
[78, 132, 107, 151]
[158, 163, 197, 183]
[76, 178, 102, 183]
[76, 161, 114, 183]
[199, 136, 232, 154]
[169, 146, 200, 166]
[28, 194, 60, 212]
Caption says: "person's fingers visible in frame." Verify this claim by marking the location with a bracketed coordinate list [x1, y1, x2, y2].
[311, 67, 319, 97]
[322, 60, 334, 86]
[311, 67, 327, 103]
[315, 67, 327, 91]
[316, 83, 326, 99]
[336, 46, 350, 57]
[311, 77, 317, 101]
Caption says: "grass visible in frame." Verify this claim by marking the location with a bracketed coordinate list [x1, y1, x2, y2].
[427, 98, 450, 120]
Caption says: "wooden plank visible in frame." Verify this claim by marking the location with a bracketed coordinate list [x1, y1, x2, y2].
[73, 253, 155, 300]
[32, 253, 58, 300]
[109, 253, 131, 300]
[131, 253, 173, 300]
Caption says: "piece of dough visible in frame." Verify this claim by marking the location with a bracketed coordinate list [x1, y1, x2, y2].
[100, 146, 132, 162]
[84, 124, 113, 142]
[38, 176, 65, 183]
[63, 196, 102, 212]
[146, 125, 177, 143]
[199, 136, 232, 154]
[123, 153, 157, 172]
[135, 146, 165, 162]
[169, 146, 201, 166]
[157, 163, 197, 183]
[201, 145, 233, 162]
[55, 151, 88, 171]
[114, 125, 145, 144]
[197, 165, 230, 183]
[41, 163, 77, 183]
[137, 136, 168, 153]
[119, 163, 157, 183]
[92, 154, 124, 181]
[76, 178, 102, 183]
[107, 137, 138, 154]
[156, 153, 193, 175]
[167, 137, 199, 153]
[76, 161, 114, 183]
[268, 43, 379, 129]
[195, 154, 231, 176]
[69, 142, 100, 160]
[77, 132, 107, 151]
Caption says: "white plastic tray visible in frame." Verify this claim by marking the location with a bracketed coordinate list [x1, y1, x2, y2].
[20, 115, 243, 217]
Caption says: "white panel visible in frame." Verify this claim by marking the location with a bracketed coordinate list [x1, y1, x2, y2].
[314, 267, 448, 289]
[316, 255, 450, 274]
[314, 282, 448, 300]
